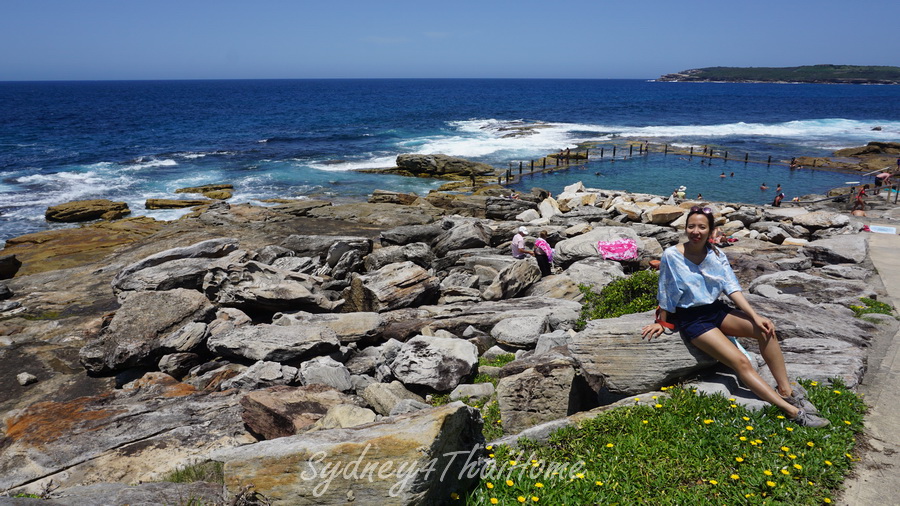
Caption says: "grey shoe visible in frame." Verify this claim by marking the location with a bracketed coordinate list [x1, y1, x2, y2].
[791, 409, 830, 428]
[784, 383, 819, 414]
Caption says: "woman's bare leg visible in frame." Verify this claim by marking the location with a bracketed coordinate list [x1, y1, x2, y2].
[719, 310, 793, 398]
[690, 327, 799, 416]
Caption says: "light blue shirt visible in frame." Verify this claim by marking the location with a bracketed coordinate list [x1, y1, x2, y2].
[657, 245, 742, 312]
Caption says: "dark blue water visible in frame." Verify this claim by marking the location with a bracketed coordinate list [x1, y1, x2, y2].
[2, 79, 899, 241]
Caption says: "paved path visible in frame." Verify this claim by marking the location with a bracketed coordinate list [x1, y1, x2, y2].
[840, 229, 900, 505]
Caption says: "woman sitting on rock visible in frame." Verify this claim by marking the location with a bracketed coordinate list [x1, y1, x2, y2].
[641, 206, 829, 428]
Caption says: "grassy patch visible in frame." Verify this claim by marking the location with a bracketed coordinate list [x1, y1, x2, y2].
[576, 270, 659, 330]
[479, 354, 516, 368]
[474, 372, 499, 387]
[850, 297, 897, 320]
[160, 461, 224, 485]
[467, 379, 865, 505]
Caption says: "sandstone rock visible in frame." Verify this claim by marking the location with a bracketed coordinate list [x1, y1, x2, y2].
[516, 208, 541, 222]
[758, 337, 866, 389]
[112, 237, 240, 293]
[219, 360, 299, 391]
[240, 384, 360, 440]
[44, 482, 225, 506]
[368, 189, 419, 205]
[535, 330, 574, 355]
[280, 234, 372, 259]
[379, 223, 444, 246]
[496, 351, 592, 434]
[481, 258, 542, 301]
[792, 211, 850, 230]
[432, 220, 492, 258]
[343, 261, 440, 313]
[486, 196, 539, 220]
[299, 356, 353, 392]
[390, 335, 478, 392]
[273, 310, 386, 344]
[312, 404, 377, 430]
[361, 380, 426, 416]
[145, 198, 211, 209]
[645, 204, 685, 225]
[203, 261, 336, 313]
[215, 402, 483, 505]
[308, 202, 442, 227]
[522, 274, 582, 300]
[157, 352, 202, 379]
[208, 323, 339, 363]
[491, 315, 550, 348]
[389, 398, 433, 416]
[0, 282, 12, 300]
[79, 288, 216, 374]
[554, 226, 641, 266]
[748, 270, 875, 306]
[563, 256, 626, 293]
[802, 235, 869, 265]
[175, 183, 233, 194]
[396, 153, 495, 177]
[364, 242, 434, 272]
[450, 382, 495, 402]
[45, 199, 130, 222]
[569, 312, 717, 395]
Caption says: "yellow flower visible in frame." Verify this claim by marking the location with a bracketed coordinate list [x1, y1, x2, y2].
[730, 474, 740, 480]
[766, 480, 776, 487]
[451, 492, 459, 500]
[755, 440, 763, 445]
[531, 459, 538, 464]
[846, 453, 853, 459]
[489, 454, 495, 458]
[811, 381, 818, 386]
[655, 404, 663, 408]
[807, 441, 815, 447]
[735, 457, 744, 463]
[789, 454, 797, 460]
[777, 415, 785, 419]
[531, 497, 539, 502]
[794, 464, 803, 470]
[824, 499, 832, 504]
[534, 483, 543, 488]
[709, 480, 718, 485]
[728, 397, 736, 402]
[781, 469, 791, 476]
[739, 436, 748, 441]
[825, 460, 833, 466]
[642, 420, 649, 424]
[652, 395, 658, 400]
[596, 481, 604, 486]
[518, 496, 526, 503]
[486, 482, 494, 489]
[506, 480, 514, 487]
[746, 426, 754, 431]
[730, 404, 738, 408]
[833, 390, 842, 395]
[844, 420, 852, 425]
[786, 427, 795, 432]
[703, 419, 714, 425]
[764, 470, 773, 476]
[491, 499, 498, 505]
[510, 460, 517, 466]
[606, 443, 614, 448]
[634, 397, 640, 402]
[742, 416, 750, 421]
[781, 446, 790, 452]
[485, 445, 493, 450]
[575, 473, 585, 479]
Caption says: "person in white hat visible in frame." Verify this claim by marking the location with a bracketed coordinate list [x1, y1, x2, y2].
[511, 226, 534, 259]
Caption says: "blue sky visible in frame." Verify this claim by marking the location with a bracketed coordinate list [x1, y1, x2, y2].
[2, 0, 898, 81]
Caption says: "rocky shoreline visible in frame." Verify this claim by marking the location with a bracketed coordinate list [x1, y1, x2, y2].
[1, 164, 899, 503]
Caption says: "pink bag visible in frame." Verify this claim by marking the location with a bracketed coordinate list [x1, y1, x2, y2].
[597, 238, 638, 261]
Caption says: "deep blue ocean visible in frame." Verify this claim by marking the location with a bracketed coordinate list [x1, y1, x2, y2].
[2, 79, 899, 242]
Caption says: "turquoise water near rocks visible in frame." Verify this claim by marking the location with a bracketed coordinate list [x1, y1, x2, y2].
[1, 79, 898, 240]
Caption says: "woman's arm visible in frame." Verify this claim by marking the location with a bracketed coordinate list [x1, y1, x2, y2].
[727, 291, 775, 339]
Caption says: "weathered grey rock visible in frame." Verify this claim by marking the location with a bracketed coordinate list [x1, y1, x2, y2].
[203, 260, 336, 313]
[491, 315, 550, 348]
[215, 402, 483, 505]
[280, 234, 372, 260]
[747, 270, 875, 306]
[758, 337, 867, 388]
[113, 238, 239, 287]
[564, 257, 626, 293]
[390, 335, 478, 392]
[219, 360, 298, 391]
[364, 242, 434, 273]
[389, 398, 433, 416]
[792, 211, 850, 230]
[396, 153, 494, 176]
[496, 351, 593, 434]
[343, 261, 440, 313]
[252, 244, 294, 265]
[802, 235, 868, 265]
[368, 189, 420, 205]
[728, 207, 761, 227]
[450, 382, 495, 401]
[439, 286, 483, 304]
[312, 403, 377, 430]
[361, 380, 426, 415]
[0, 283, 11, 301]
[268, 199, 332, 216]
[0, 254, 22, 280]
[79, 289, 216, 374]
[516, 208, 541, 222]
[0, 373, 248, 494]
[379, 223, 444, 246]
[45, 199, 130, 222]
[775, 255, 813, 271]
[272, 310, 386, 344]
[207, 323, 340, 363]
[299, 356, 353, 391]
[554, 226, 641, 266]
[432, 220, 493, 258]
[272, 255, 318, 273]
[535, 329, 574, 355]
[486, 196, 539, 220]
[522, 274, 582, 300]
[240, 384, 360, 440]
[569, 312, 717, 395]
[819, 264, 871, 280]
[747, 294, 878, 348]
[482, 258, 542, 301]
[157, 352, 202, 379]
[751, 284, 815, 306]
[43, 482, 225, 506]
[351, 374, 376, 395]
[440, 270, 480, 289]
[16, 371, 38, 386]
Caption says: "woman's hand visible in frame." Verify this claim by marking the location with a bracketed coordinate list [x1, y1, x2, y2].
[753, 315, 776, 339]
[641, 323, 665, 341]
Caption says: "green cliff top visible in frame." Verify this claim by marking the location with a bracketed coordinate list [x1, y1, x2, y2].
[658, 65, 900, 84]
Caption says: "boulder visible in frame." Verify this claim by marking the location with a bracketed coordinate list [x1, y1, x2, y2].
[207, 323, 340, 363]
[343, 261, 440, 313]
[364, 242, 434, 272]
[748, 270, 876, 306]
[432, 220, 493, 258]
[481, 258, 542, 301]
[219, 360, 299, 391]
[395, 153, 495, 177]
[45, 199, 130, 222]
[273, 310, 386, 344]
[299, 356, 353, 391]
[361, 380, 426, 416]
[802, 235, 869, 265]
[389, 398, 433, 416]
[486, 196, 539, 220]
[496, 351, 593, 434]
[203, 261, 336, 313]
[308, 202, 442, 227]
[368, 189, 420, 205]
[450, 382, 495, 402]
[379, 223, 444, 246]
[215, 402, 483, 505]
[522, 274, 582, 300]
[563, 257, 626, 293]
[568, 312, 717, 395]
[791, 211, 850, 230]
[0, 254, 22, 279]
[554, 226, 641, 266]
[312, 404, 378, 430]
[41, 482, 225, 506]
[157, 352, 202, 379]
[390, 335, 478, 392]
[240, 384, 361, 440]
[79, 288, 216, 374]
[644, 205, 685, 225]
[491, 315, 550, 348]
[145, 198, 211, 209]
[280, 234, 372, 260]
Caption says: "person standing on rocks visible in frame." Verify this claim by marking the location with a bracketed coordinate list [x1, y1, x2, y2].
[641, 206, 829, 428]
[511, 226, 534, 260]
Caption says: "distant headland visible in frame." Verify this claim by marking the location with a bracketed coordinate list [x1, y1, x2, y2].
[657, 64, 900, 84]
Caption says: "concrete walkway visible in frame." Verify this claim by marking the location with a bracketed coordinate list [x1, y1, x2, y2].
[840, 229, 900, 505]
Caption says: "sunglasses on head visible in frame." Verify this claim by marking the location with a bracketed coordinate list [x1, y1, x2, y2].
[690, 206, 713, 214]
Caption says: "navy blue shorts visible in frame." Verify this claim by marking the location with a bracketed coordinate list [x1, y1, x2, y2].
[676, 301, 734, 340]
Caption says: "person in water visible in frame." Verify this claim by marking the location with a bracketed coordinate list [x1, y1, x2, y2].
[641, 206, 829, 428]
[760, 182, 769, 190]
